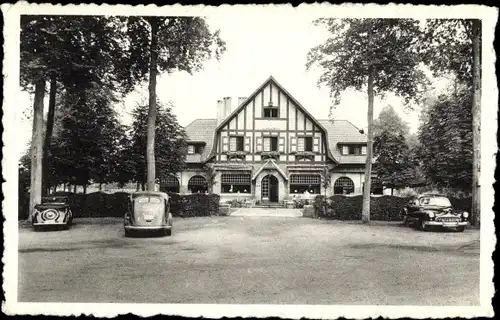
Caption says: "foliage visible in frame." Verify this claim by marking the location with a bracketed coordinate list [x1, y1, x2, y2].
[373, 105, 410, 137]
[420, 19, 478, 85]
[373, 105, 417, 189]
[48, 85, 127, 189]
[117, 16, 226, 87]
[129, 101, 188, 185]
[307, 18, 428, 222]
[320, 167, 331, 196]
[118, 16, 226, 190]
[373, 132, 414, 189]
[20, 15, 135, 94]
[417, 88, 473, 191]
[204, 164, 217, 193]
[306, 18, 428, 109]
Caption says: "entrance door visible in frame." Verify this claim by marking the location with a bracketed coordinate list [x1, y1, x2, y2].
[261, 175, 279, 202]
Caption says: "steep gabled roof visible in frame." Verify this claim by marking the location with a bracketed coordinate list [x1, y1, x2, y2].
[184, 119, 217, 163]
[208, 76, 337, 163]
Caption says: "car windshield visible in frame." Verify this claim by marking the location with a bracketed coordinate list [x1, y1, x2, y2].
[134, 196, 162, 208]
[419, 197, 451, 207]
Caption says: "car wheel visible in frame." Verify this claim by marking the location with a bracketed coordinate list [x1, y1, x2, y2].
[165, 229, 172, 237]
[456, 226, 465, 232]
[419, 219, 427, 231]
[33, 226, 41, 232]
[124, 229, 132, 237]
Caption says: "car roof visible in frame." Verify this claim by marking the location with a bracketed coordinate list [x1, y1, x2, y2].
[418, 193, 448, 198]
[131, 191, 169, 199]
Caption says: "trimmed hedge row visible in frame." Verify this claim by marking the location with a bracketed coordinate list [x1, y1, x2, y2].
[313, 195, 472, 221]
[18, 191, 220, 219]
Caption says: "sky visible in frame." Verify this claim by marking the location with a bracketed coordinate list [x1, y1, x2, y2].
[16, 14, 451, 161]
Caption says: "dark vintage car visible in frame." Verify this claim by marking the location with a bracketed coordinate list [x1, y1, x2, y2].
[32, 195, 74, 230]
[401, 194, 469, 232]
[124, 191, 173, 237]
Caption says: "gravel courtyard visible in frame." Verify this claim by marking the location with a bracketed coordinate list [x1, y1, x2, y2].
[18, 215, 480, 305]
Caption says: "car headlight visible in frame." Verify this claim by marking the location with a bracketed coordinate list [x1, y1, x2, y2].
[463, 211, 469, 218]
[427, 211, 435, 218]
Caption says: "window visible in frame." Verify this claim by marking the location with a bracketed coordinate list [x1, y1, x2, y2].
[221, 173, 251, 193]
[188, 175, 208, 193]
[341, 145, 363, 155]
[263, 107, 279, 118]
[263, 137, 278, 152]
[298, 137, 313, 152]
[229, 136, 244, 151]
[159, 175, 180, 193]
[188, 144, 204, 154]
[289, 174, 321, 194]
[334, 177, 354, 194]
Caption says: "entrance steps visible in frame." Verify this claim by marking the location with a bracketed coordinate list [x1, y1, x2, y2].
[253, 202, 285, 209]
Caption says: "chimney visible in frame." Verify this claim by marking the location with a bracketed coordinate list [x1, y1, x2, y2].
[238, 97, 247, 106]
[216, 99, 224, 125]
[224, 97, 232, 118]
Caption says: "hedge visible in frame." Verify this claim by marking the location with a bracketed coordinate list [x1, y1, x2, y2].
[18, 191, 220, 219]
[313, 195, 472, 221]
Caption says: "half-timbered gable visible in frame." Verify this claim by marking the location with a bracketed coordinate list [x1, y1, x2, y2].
[165, 76, 377, 201]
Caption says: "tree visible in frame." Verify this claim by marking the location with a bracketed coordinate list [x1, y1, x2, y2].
[20, 15, 140, 218]
[306, 18, 428, 223]
[373, 105, 410, 137]
[320, 167, 331, 197]
[204, 164, 217, 194]
[129, 101, 188, 189]
[417, 88, 473, 193]
[122, 16, 226, 191]
[421, 19, 481, 226]
[373, 132, 413, 194]
[49, 85, 126, 193]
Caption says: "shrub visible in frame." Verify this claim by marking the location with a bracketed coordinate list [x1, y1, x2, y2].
[313, 194, 412, 221]
[173, 193, 220, 217]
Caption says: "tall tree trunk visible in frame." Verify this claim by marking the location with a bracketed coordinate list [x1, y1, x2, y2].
[146, 18, 159, 191]
[83, 184, 87, 195]
[362, 67, 375, 224]
[28, 78, 45, 221]
[471, 19, 481, 226]
[99, 182, 103, 191]
[42, 75, 57, 197]
[73, 185, 77, 193]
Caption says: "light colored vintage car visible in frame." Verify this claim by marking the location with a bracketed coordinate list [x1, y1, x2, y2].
[124, 191, 173, 237]
[401, 194, 469, 232]
[32, 195, 74, 230]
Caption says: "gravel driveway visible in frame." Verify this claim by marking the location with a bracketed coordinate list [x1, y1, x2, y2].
[18, 216, 479, 305]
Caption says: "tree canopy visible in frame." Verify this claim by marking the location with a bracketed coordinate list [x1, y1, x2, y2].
[306, 18, 428, 109]
[128, 101, 188, 188]
[373, 105, 410, 137]
[417, 88, 473, 192]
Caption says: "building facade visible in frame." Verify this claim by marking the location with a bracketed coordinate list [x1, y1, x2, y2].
[160, 76, 377, 202]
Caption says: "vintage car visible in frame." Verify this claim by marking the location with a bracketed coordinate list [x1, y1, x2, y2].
[401, 194, 469, 232]
[124, 191, 173, 237]
[32, 195, 74, 230]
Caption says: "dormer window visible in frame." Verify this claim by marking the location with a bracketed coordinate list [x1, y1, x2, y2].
[341, 145, 366, 155]
[188, 144, 204, 154]
[263, 101, 279, 118]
